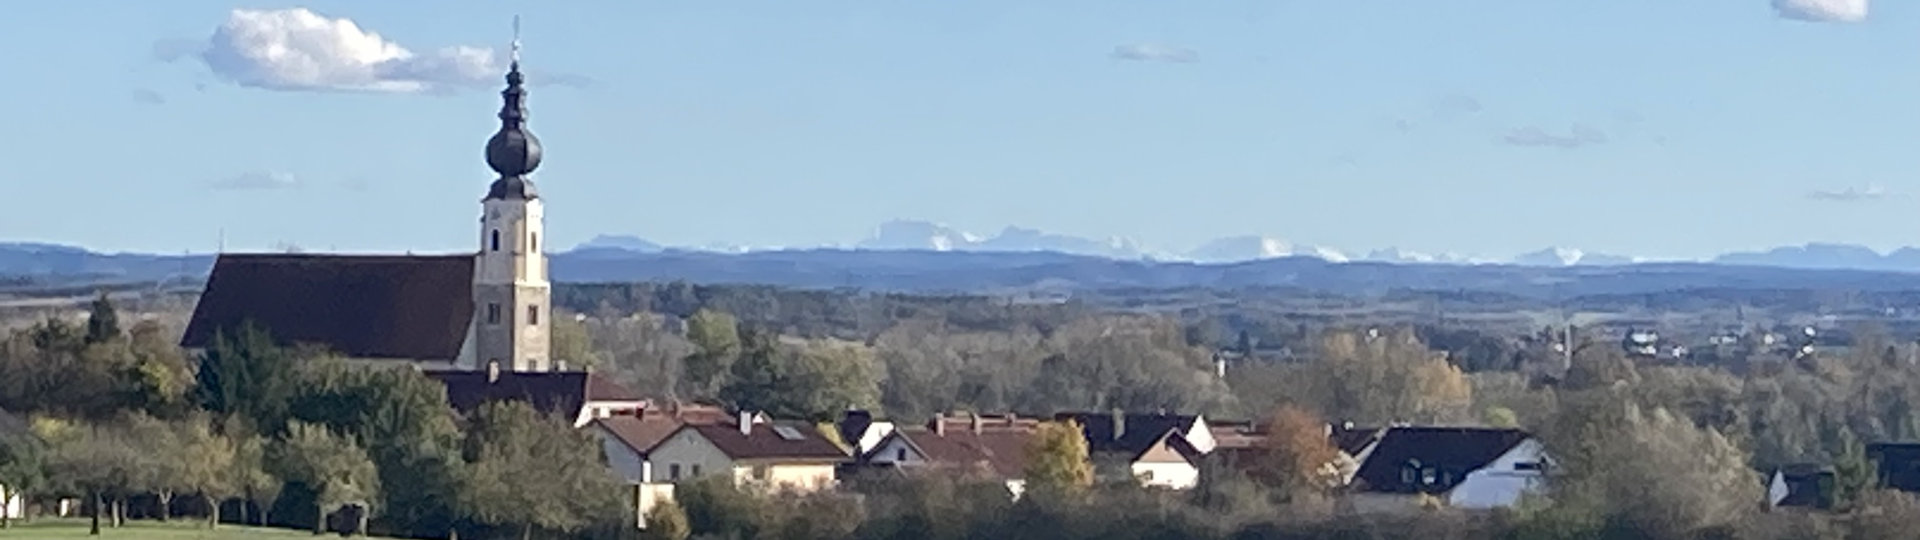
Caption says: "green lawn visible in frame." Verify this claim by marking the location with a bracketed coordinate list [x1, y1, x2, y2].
[0, 519, 400, 539]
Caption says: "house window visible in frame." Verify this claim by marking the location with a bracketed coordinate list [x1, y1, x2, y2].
[669, 464, 682, 480]
[527, 305, 540, 326]
[1515, 461, 1543, 471]
[490, 229, 500, 251]
[895, 448, 907, 462]
[691, 465, 702, 477]
[486, 303, 501, 324]
[753, 465, 770, 480]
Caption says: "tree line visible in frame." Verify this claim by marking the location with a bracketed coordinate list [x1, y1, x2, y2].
[0, 295, 631, 539]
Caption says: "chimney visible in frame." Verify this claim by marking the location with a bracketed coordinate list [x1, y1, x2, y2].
[970, 412, 983, 434]
[738, 410, 753, 436]
[1111, 408, 1126, 441]
[932, 415, 946, 436]
[1005, 413, 1018, 428]
[555, 359, 569, 372]
[486, 360, 501, 384]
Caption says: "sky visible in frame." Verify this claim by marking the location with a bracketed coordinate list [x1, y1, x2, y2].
[0, 0, 1910, 260]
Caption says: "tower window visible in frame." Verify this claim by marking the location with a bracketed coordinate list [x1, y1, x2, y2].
[486, 303, 501, 324]
[532, 232, 539, 253]
[527, 305, 540, 326]
[490, 229, 500, 252]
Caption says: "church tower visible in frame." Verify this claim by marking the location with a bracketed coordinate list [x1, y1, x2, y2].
[473, 27, 552, 373]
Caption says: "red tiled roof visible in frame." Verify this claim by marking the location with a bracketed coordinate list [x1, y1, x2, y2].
[685, 423, 849, 462]
[594, 416, 686, 456]
[180, 253, 475, 360]
[895, 427, 1036, 479]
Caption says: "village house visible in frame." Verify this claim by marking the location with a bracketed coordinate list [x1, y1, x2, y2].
[1055, 411, 1213, 489]
[1765, 463, 1834, 510]
[645, 412, 849, 492]
[1344, 426, 1549, 512]
[591, 404, 743, 484]
[1868, 442, 1920, 492]
[861, 413, 1039, 498]
[834, 409, 898, 457]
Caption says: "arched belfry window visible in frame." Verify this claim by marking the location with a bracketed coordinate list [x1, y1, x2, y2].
[490, 229, 501, 251]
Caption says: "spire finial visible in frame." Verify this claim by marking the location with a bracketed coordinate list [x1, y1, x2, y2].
[510, 15, 522, 66]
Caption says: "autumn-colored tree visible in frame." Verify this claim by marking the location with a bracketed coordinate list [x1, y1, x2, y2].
[1248, 405, 1342, 499]
[1023, 420, 1093, 497]
[641, 499, 692, 540]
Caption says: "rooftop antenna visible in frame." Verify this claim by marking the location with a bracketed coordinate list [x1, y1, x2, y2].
[217, 227, 226, 254]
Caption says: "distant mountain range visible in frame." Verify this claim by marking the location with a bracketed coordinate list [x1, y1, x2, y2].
[579, 220, 1915, 271]
[8, 222, 1920, 298]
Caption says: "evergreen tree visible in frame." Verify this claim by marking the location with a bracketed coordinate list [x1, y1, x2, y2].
[1830, 425, 1875, 510]
[195, 323, 298, 434]
[84, 292, 120, 345]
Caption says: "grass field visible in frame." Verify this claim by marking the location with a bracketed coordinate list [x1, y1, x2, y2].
[0, 519, 400, 539]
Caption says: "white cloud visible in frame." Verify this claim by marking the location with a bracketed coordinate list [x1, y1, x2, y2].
[181, 8, 504, 93]
[1773, 0, 1868, 22]
[1111, 43, 1199, 63]
[211, 171, 301, 191]
[1501, 124, 1609, 149]
[1808, 185, 1889, 202]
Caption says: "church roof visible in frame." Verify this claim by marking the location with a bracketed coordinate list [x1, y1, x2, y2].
[180, 253, 476, 360]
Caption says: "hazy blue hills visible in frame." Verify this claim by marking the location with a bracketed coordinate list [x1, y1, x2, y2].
[10, 241, 1920, 298]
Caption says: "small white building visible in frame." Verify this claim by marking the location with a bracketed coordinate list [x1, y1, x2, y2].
[1054, 411, 1214, 490]
[1344, 427, 1549, 512]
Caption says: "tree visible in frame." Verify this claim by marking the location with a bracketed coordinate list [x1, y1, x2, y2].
[1542, 391, 1759, 538]
[1830, 425, 1875, 510]
[269, 422, 380, 535]
[457, 401, 624, 540]
[641, 499, 692, 540]
[170, 415, 238, 528]
[549, 313, 605, 370]
[287, 360, 465, 536]
[227, 427, 280, 526]
[84, 292, 120, 345]
[1248, 405, 1342, 499]
[1023, 420, 1093, 497]
[196, 323, 299, 435]
[683, 309, 741, 396]
[39, 419, 142, 535]
[0, 420, 45, 529]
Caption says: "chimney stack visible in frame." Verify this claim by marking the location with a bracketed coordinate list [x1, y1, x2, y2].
[970, 412, 983, 434]
[738, 410, 753, 436]
[932, 415, 946, 436]
[1111, 408, 1126, 441]
[486, 360, 501, 383]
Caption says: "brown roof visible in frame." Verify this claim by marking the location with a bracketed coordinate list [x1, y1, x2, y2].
[893, 427, 1036, 479]
[424, 370, 644, 417]
[682, 423, 849, 462]
[180, 253, 475, 360]
[594, 416, 687, 456]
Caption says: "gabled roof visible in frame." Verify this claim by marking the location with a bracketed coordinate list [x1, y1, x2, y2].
[594, 416, 688, 456]
[1770, 463, 1834, 508]
[1054, 412, 1203, 458]
[672, 423, 849, 462]
[1351, 427, 1533, 495]
[1331, 425, 1386, 455]
[424, 370, 643, 418]
[883, 427, 1037, 479]
[180, 253, 475, 360]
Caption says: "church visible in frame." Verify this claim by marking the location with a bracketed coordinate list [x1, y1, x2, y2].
[179, 44, 642, 420]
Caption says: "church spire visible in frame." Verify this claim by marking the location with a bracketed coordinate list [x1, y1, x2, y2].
[484, 15, 541, 200]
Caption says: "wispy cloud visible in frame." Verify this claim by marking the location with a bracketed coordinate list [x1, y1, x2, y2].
[159, 8, 583, 94]
[1110, 43, 1199, 64]
[210, 171, 301, 191]
[1501, 124, 1609, 149]
[131, 88, 166, 105]
[1773, 0, 1868, 22]
[1808, 185, 1889, 202]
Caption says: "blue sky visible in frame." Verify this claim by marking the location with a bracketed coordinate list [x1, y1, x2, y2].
[0, 0, 1908, 259]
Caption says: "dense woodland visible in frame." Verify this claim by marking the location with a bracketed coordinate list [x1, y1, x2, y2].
[5, 285, 1920, 537]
